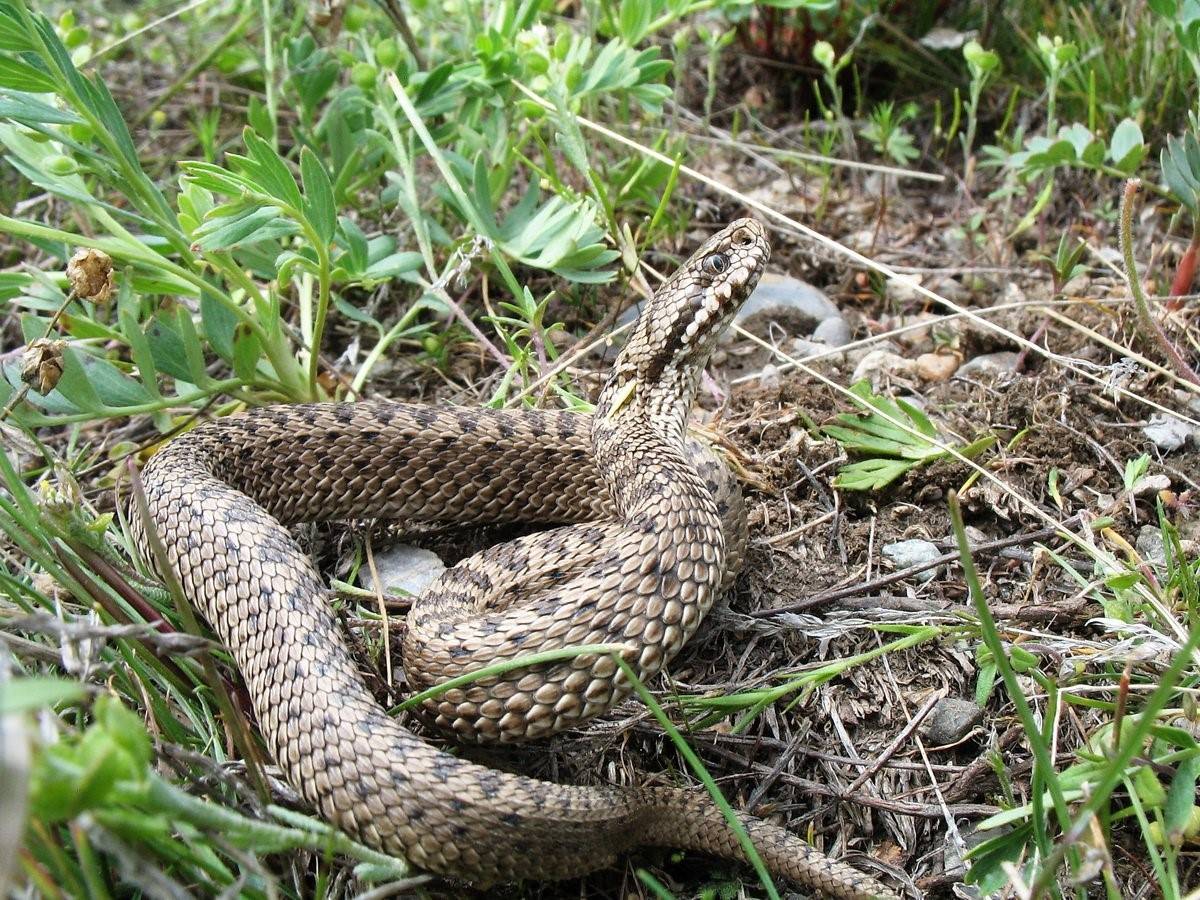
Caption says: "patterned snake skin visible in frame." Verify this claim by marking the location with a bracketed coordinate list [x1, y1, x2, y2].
[133, 220, 899, 899]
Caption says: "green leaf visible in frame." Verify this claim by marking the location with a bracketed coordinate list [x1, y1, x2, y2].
[1108, 118, 1146, 173]
[119, 307, 163, 401]
[832, 457, 915, 491]
[239, 127, 303, 209]
[1165, 754, 1200, 838]
[144, 313, 193, 383]
[231, 323, 262, 383]
[0, 90, 81, 124]
[201, 292, 240, 362]
[300, 147, 336, 244]
[0, 58, 55, 92]
[175, 305, 214, 388]
[0, 676, 85, 714]
[194, 205, 299, 251]
[69, 349, 155, 409]
[617, 0, 653, 43]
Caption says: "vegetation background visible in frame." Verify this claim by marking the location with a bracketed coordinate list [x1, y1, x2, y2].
[3, 1, 1200, 897]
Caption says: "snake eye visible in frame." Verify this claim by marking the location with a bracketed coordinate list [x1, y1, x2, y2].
[704, 253, 729, 276]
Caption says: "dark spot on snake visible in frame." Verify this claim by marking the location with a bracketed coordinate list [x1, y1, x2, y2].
[497, 418, 515, 438]
[333, 405, 354, 424]
[457, 411, 479, 434]
[449, 797, 466, 812]
[476, 771, 502, 799]
[415, 407, 437, 428]
[501, 812, 522, 827]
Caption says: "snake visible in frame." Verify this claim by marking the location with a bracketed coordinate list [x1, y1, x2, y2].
[133, 219, 900, 899]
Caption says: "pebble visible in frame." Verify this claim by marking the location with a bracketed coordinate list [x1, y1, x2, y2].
[731, 272, 842, 338]
[956, 351, 1020, 379]
[1136, 525, 1166, 564]
[1142, 413, 1195, 453]
[852, 349, 916, 385]
[881, 538, 942, 582]
[922, 697, 985, 745]
[916, 352, 960, 382]
[811, 315, 852, 347]
[358, 544, 446, 598]
[885, 275, 923, 305]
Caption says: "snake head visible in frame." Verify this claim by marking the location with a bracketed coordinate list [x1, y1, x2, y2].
[625, 218, 770, 386]
[597, 219, 770, 428]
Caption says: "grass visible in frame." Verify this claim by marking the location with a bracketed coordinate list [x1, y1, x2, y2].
[3, 0, 1200, 897]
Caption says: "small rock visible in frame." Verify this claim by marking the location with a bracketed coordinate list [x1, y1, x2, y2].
[932, 276, 969, 303]
[359, 544, 446, 598]
[922, 697, 985, 745]
[731, 272, 841, 339]
[852, 349, 915, 385]
[1062, 272, 1091, 295]
[1136, 525, 1166, 564]
[788, 337, 842, 363]
[1002, 281, 1026, 305]
[882, 538, 942, 583]
[916, 352, 960, 382]
[885, 276, 922, 305]
[957, 351, 1020, 379]
[811, 315, 852, 347]
[1143, 413, 1194, 453]
[1128, 473, 1171, 497]
[845, 339, 901, 368]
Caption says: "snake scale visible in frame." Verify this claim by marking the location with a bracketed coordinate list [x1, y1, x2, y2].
[134, 219, 899, 899]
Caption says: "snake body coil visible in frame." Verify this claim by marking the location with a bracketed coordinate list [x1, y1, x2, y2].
[134, 220, 898, 899]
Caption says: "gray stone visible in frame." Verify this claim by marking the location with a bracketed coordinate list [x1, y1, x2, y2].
[359, 544, 446, 598]
[811, 315, 852, 347]
[882, 538, 942, 582]
[1143, 413, 1194, 453]
[885, 276, 923, 305]
[922, 697, 985, 745]
[731, 272, 841, 339]
[1136, 525, 1166, 564]
[957, 351, 1020, 379]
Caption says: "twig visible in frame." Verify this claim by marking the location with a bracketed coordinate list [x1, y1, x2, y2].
[750, 517, 1082, 618]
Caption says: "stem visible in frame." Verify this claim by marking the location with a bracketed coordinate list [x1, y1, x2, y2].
[1119, 179, 1200, 387]
[305, 241, 333, 399]
[259, 0, 278, 148]
[1170, 228, 1200, 298]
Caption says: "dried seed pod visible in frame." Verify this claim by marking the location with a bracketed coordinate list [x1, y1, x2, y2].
[66, 248, 114, 303]
[20, 338, 67, 394]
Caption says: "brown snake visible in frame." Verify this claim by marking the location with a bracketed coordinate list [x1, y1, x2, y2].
[133, 219, 899, 898]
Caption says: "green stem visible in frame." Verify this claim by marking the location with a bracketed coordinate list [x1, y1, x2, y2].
[949, 492, 1077, 879]
[615, 656, 780, 900]
[133, 776, 409, 875]
[306, 243, 333, 399]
